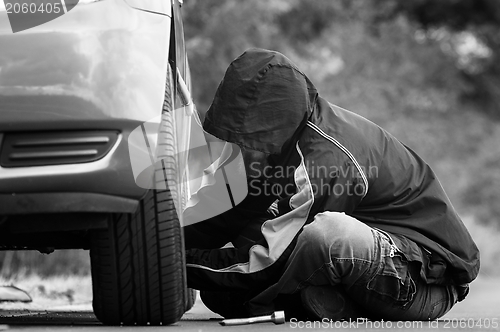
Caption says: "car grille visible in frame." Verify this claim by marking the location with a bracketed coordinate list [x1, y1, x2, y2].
[0, 131, 119, 167]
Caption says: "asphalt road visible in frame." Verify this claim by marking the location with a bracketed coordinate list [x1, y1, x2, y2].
[0, 276, 498, 332]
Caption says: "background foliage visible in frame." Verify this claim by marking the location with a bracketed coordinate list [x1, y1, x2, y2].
[1, 0, 499, 277]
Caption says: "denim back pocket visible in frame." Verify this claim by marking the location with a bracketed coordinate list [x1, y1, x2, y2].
[367, 229, 416, 306]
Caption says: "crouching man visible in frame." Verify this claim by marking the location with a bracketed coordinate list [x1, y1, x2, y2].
[184, 48, 479, 321]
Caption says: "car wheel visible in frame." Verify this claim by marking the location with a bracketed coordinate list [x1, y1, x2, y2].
[89, 188, 186, 325]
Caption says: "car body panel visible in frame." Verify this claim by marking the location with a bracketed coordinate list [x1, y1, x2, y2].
[0, 0, 177, 214]
[0, 0, 170, 126]
[124, 0, 172, 16]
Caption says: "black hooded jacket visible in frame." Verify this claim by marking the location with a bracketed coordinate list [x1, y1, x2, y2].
[185, 48, 480, 313]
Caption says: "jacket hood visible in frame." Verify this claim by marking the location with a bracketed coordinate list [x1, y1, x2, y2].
[203, 48, 318, 155]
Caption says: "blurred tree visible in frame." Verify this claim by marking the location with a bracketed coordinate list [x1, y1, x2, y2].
[183, 0, 292, 114]
[276, 0, 337, 41]
[372, 0, 500, 119]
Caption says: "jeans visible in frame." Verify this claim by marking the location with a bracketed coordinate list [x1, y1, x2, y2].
[275, 211, 458, 320]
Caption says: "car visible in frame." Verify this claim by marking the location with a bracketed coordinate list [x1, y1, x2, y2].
[0, 0, 195, 325]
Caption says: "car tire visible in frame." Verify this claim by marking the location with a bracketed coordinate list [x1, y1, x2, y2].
[89, 188, 186, 325]
[185, 288, 197, 312]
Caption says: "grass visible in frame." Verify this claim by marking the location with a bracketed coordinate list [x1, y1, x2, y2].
[0, 250, 90, 278]
[0, 274, 92, 310]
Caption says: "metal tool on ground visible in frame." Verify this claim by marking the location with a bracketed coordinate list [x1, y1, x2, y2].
[219, 311, 285, 326]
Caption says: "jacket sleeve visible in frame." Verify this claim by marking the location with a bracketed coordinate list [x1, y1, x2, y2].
[186, 234, 297, 292]
[184, 190, 281, 291]
[184, 188, 276, 249]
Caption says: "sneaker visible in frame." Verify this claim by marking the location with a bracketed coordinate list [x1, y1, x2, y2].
[300, 286, 362, 321]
